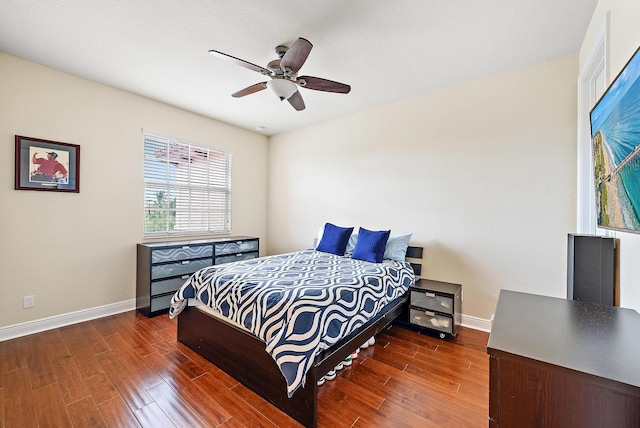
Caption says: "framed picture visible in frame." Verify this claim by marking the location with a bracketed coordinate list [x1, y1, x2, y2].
[590, 45, 640, 233]
[15, 135, 80, 192]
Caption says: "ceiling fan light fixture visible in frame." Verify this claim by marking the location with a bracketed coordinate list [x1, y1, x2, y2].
[266, 79, 297, 101]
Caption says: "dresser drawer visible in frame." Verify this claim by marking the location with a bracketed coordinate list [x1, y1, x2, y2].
[409, 307, 454, 334]
[150, 294, 174, 313]
[151, 244, 213, 263]
[151, 276, 190, 296]
[215, 251, 259, 265]
[151, 258, 212, 280]
[215, 239, 259, 256]
[410, 290, 454, 315]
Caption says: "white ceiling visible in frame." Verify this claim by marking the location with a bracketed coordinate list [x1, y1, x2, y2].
[0, 0, 598, 136]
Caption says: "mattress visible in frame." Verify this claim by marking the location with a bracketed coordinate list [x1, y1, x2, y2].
[188, 300, 252, 334]
[170, 249, 414, 396]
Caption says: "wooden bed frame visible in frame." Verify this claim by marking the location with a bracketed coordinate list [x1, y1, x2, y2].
[176, 246, 423, 428]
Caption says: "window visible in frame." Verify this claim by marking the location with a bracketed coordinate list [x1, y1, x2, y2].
[143, 133, 232, 236]
[577, 20, 606, 235]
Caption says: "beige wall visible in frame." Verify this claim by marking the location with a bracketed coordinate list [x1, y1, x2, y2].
[579, 0, 640, 312]
[7, 0, 639, 331]
[268, 55, 578, 321]
[0, 53, 268, 328]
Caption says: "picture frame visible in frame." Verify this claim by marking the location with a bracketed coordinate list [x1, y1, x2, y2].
[15, 135, 80, 192]
[590, 45, 640, 233]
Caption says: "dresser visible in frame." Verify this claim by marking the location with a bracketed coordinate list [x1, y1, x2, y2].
[136, 236, 259, 317]
[487, 290, 640, 427]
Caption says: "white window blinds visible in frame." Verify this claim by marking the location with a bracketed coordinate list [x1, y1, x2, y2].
[143, 133, 232, 236]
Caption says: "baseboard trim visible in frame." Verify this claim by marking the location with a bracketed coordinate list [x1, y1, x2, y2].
[461, 313, 492, 332]
[0, 299, 136, 342]
[0, 300, 491, 341]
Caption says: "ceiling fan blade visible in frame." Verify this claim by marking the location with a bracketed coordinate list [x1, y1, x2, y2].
[208, 50, 272, 75]
[281, 38, 313, 75]
[288, 90, 306, 111]
[232, 82, 268, 98]
[298, 76, 351, 94]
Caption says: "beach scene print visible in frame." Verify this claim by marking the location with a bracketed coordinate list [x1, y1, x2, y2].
[591, 47, 640, 232]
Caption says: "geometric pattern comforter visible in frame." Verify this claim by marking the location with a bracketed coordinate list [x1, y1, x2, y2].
[169, 249, 415, 397]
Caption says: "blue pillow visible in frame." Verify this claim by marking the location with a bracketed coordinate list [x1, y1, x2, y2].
[345, 231, 358, 254]
[352, 228, 391, 263]
[316, 223, 354, 256]
[384, 233, 413, 261]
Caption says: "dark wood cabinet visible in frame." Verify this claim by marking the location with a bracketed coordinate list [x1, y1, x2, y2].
[136, 236, 259, 317]
[398, 278, 462, 338]
[487, 290, 640, 427]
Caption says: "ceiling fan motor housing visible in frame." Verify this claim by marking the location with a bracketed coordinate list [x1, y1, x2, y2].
[275, 45, 289, 58]
[267, 59, 284, 76]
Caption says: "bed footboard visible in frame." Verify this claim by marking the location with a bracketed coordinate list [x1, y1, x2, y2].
[177, 296, 407, 427]
[177, 306, 318, 427]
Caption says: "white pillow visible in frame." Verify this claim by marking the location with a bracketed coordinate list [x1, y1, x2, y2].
[383, 233, 413, 261]
[345, 232, 358, 253]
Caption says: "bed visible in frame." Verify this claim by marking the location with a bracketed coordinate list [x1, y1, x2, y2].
[170, 237, 421, 427]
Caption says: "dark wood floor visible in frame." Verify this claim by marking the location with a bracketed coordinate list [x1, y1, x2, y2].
[0, 310, 489, 427]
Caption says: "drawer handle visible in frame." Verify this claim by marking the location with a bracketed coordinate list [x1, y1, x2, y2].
[181, 275, 189, 279]
[424, 310, 435, 316]
[236, 253, 242, 257]
[181, 246, 190, 249]
[181, 261, 189, 265]
[424, 292, 436, 298]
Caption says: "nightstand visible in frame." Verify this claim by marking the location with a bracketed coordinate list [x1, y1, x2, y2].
[406, 278, 462, 338]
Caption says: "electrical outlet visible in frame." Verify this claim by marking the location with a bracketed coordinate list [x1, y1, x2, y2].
[23, 295, 35, 308]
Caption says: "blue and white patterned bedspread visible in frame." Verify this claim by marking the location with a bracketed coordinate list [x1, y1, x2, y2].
[169, 249, 414, 397]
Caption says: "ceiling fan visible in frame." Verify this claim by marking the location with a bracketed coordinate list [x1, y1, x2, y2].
[208, 37, 351, 111]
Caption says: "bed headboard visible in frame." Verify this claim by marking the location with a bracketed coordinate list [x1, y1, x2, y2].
[310, 237, 423, 276]
[406, 245, 423, 277]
